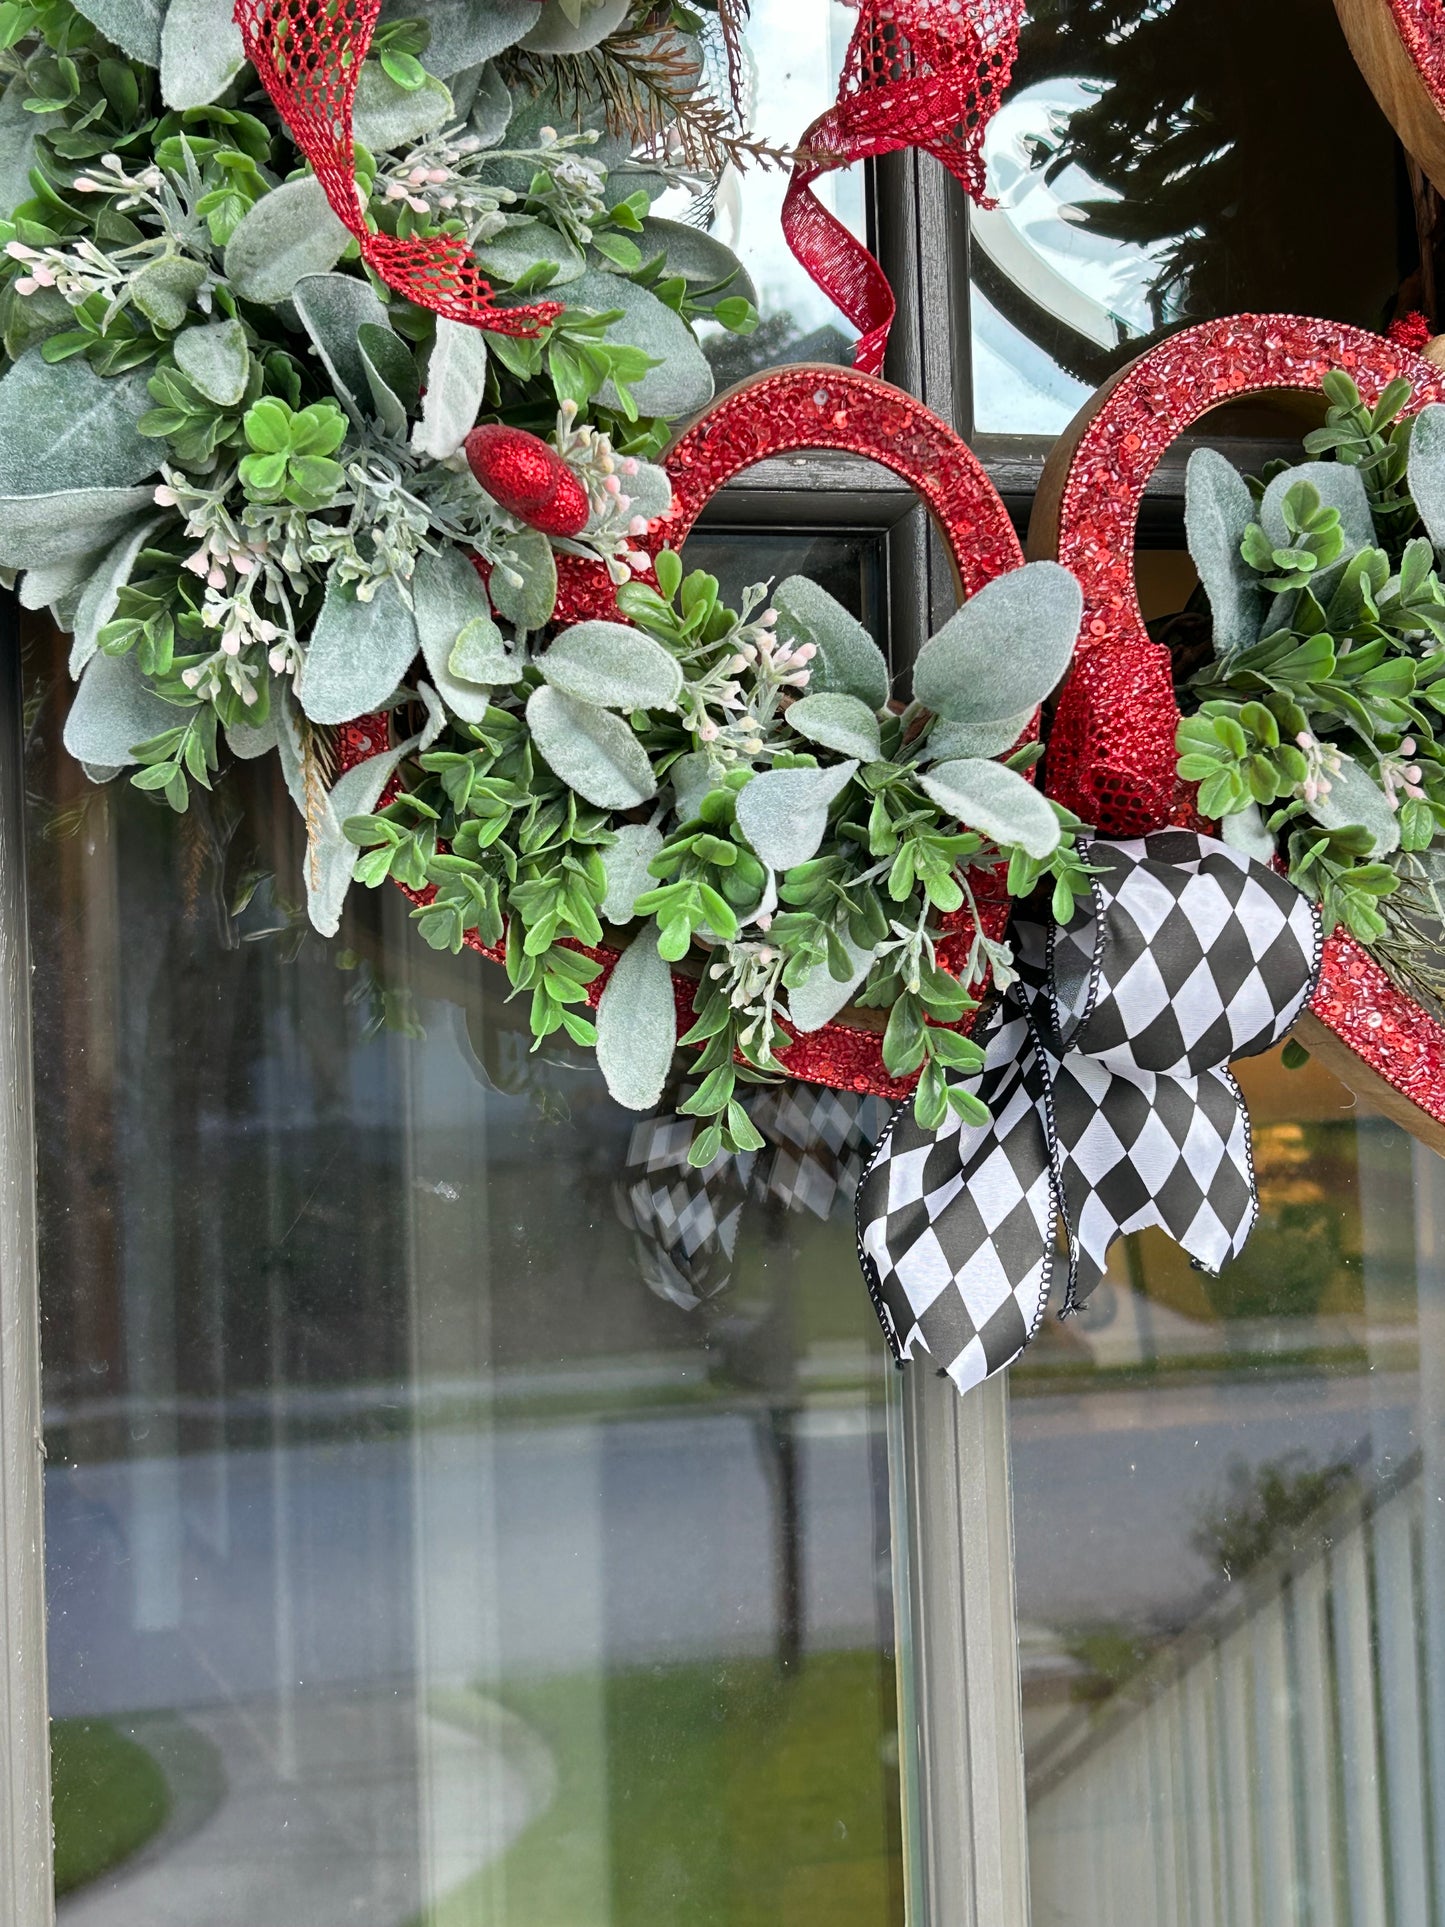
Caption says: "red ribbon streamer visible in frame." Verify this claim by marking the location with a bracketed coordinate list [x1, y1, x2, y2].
[783, 0, 1024, 377]
[233, 0, 562, 336]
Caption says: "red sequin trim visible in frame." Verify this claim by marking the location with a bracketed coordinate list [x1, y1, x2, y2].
[1390, 0, 1445, 112]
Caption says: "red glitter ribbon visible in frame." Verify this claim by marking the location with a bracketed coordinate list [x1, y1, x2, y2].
[232, 0, 562, 336]
[783, 0, 1023, 377]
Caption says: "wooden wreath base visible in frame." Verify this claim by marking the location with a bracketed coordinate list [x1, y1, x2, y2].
[1334, 0, 1445, 198]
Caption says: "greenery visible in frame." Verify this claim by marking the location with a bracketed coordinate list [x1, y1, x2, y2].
[50, 1716, 171, 1895]
[418, 1651, 903, 1927]
[1177, 371, 1445, 998]
[0, 0, 1101, 1159]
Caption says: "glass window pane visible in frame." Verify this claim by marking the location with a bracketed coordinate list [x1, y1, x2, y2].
[972, 1, 1406, 435]
[29, 531, 905, 1925]
[658, 0, 864, 385]
[1013, 1044, 1445, 1920]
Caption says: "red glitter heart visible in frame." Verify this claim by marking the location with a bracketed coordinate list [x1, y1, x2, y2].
[1031, 313, 1445, 1154]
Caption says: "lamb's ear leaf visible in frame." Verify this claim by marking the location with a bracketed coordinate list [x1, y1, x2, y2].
[596, 925, 678, 1111]
[278, 684, 446, 937]
[296, 575, 420, 725]
[912, 563, 1081, 725]
[63, 650, 178, 769]
[734, 761, 859, 872]
[1308, 754, 1400, 856]
[1258, 460, 1375, 595]
[526, 685, 657, 809]
[70, 513, 167, 677]
[539, 620, 683, 709]
[489, 528, 557, 631]
[1185, 447, 1265, 661]
[70, 0, 161, 64]
[771, 575, 890, 711]
[412, 548, 498, 724]
[0, 486, 154, 571]
[130, 255, 207, 331]
[173, 318, 250, 407]
[352, 60, 452, 151]
[1409, 403, 1445, 553]
[291, 272, 392, 413]
[161, 0, 244, 106]
[412, 319, 488, 460]
[921, 711, 1032, 763]
[1220, 802, 1277, 863]
[520, 0, 632, 53]
[406, 0, 538, 76]
[920, 758, 1061, 859]
[224, 179, 351, 306]
[787, 930, 879, 1033]
[784, 691, 882, 764]
[0, 351, 156, 496]
[602, 823, 665, 925]
[565, 268, 714, 419]
[358, 321, 419, 436]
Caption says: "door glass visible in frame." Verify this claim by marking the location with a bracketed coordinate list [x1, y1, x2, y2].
[1014, 1045, 1445, 1923]
[27, 531, 905, 1926]
[971, 0, 1406, 435]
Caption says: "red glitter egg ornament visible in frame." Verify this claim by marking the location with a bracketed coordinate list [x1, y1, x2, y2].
[464, 424, 591, 538]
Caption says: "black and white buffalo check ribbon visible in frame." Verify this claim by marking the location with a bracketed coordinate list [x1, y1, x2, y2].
[856, 831, 1323, 1395]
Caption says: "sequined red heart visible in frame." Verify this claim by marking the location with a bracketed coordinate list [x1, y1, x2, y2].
[340, 366, 1031, 1099]
[1028, 313, 1445, 1155]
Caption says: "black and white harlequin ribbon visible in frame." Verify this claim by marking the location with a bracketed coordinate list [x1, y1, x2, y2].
[856, 831, 1324, 1395]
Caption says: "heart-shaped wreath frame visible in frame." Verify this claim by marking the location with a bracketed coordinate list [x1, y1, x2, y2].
[1028, 312, 1445, 1157]
[340, 364, 1033, 1100]
[1334, 0, 1445, 196]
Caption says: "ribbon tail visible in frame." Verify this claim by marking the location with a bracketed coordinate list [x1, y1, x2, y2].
[781, 163, 895, 377]
[1044, 1051, 1259, 1311]
[856, 1013, 1056, 1394]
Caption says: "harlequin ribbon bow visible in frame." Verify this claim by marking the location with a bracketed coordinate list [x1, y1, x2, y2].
[782, 0, 1024, 376]
[856, 832, 1324, 1395]
[232, 0, 561, 336]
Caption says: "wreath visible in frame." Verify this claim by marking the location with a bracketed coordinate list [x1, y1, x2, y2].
[0, 0, 1093, 1168]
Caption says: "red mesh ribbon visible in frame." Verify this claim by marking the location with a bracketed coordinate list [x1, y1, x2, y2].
[783, 0, 1023, 376]
[232, 0, 562, 335]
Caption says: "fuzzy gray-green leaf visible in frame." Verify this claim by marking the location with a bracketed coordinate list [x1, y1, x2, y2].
[913, 562, 1081, 725]
[920, 758, 1061, 859]
[0, 486, 154, 570]
[602, 822, 665, 924]
[784, 691, 881, 763]
[383, 0, 536, 75]
[1409, 403, 1445, 553]
[566, 269, 714, 419]
[352, 61, 453, 150]
[633, 218, 757, 311]
[539, 620, 683, 709]
[70, 0, 161, 62]
[1259, 461, 1375, 582]
[526, 685, 657, 808]
[412, 547, 498, 724]
[291, 272, 392, 413]
[412, 318, 487, 459]
[489, 528, 557, 631]
[173, 317, 250, 406]
[922, 711, 1032, 762]
[521, 0, 632, 52]
[1185, 447, 1266, 661]
[161, 0, 244, 106]
[735, 760, 858, 872]
[69, 512, 165, 676]
[0, 352, 155, 495]
[787, 930, 878, 1033]
[224, 177, 350, 305]
[474, 218, 585, 287]
[131, 255, 207, 331]
[596, 924, 677, 1111]
[296, 574, 420, 725]
[63, 651, 176, 768]
[772, 575, 889, 711]
[1308, 753, 1400, 856]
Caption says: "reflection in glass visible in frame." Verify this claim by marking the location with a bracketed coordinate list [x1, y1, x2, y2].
[972, 0, 1405, 435]
[655, 0, 863, 385]
[1014, 1046, 1445, 1922]
[28, 530, 904, 1925]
